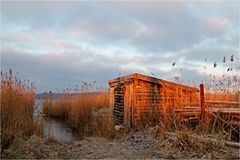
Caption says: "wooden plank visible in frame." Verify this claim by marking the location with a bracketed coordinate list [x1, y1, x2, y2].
[114, 116, 123, 121]
[114, 111, 123, 116]
[200, 84, 206, 122]
[207, 108, 240, 114]
[109, 87, 115, 121]
[205, 100, 240, 105]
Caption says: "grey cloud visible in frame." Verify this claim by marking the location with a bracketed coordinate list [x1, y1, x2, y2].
[2, 1, 238, 52]
[1, 1, 92, 29]
[130, 14, 233, 52]
[2, 31, 81, 53]
[1, 46, 118, 92]
[1, 1, 239, 92]
[182, 47, 239, 63]
[1, 45, 207, 92]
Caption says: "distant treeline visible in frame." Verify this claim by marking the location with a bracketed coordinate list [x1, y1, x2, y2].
[36, 92, 107, 99]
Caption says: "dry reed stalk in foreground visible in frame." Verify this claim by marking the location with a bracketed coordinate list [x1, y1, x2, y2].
[154, 123, 239, 159]
[1, 70, 43, 151]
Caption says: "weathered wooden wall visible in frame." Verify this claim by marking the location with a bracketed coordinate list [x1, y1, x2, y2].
[109, 78, 134, 127]
[108, 74, 199, 127]
[133, 79, 198, 126]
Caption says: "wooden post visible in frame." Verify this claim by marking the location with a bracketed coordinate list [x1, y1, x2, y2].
[109, 87, 115, 122]
[200, 84, 205, 122]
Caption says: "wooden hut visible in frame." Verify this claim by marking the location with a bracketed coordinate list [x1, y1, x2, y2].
[108, 73, 199, 127]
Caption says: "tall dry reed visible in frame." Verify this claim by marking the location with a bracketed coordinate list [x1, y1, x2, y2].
[1, 70, 43, 150]
[42, 91, 116, 138]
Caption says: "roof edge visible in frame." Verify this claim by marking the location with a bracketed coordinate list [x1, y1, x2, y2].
[108, 73, 198, 91]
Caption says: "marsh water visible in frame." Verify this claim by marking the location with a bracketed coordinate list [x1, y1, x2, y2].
[34, 99, 81, 142]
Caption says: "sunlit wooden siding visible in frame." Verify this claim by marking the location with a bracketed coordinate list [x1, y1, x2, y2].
[108, 73, 199, 127]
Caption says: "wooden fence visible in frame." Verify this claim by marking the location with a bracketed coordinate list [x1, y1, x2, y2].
[174, 84, 240, 128]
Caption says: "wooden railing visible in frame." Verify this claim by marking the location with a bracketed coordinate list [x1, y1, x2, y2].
[199, 84, 240, 124]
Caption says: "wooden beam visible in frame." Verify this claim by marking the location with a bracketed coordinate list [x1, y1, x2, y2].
[200, 84, 205, 122]
[205, 100, 240, 105]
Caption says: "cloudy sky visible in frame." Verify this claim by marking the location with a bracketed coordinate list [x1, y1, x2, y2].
[1, 1, 239, 92]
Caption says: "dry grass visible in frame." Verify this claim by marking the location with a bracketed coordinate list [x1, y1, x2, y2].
[151, 119, 239, 159]
[156, 129, 233, 158]
[141, 104, 239, 158]
[42, 92, 116, 138]
[172, 131, 224, 154]
[1, 70, 43, 150]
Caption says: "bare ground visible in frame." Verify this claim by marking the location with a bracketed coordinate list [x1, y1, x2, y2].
[2, 130, 239, 159]
[2, 131, 165, 159]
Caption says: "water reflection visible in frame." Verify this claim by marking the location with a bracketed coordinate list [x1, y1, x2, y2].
[44, 119, 81, 142]
[34, 99, 81, 142]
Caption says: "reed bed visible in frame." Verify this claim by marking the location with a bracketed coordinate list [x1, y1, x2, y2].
[1, 70, 43, 151]
[42, 91, 116, 138]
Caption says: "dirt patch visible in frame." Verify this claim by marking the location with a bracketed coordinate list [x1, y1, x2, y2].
[2, 133, 161, 159]
[2, 130, 239, 159]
